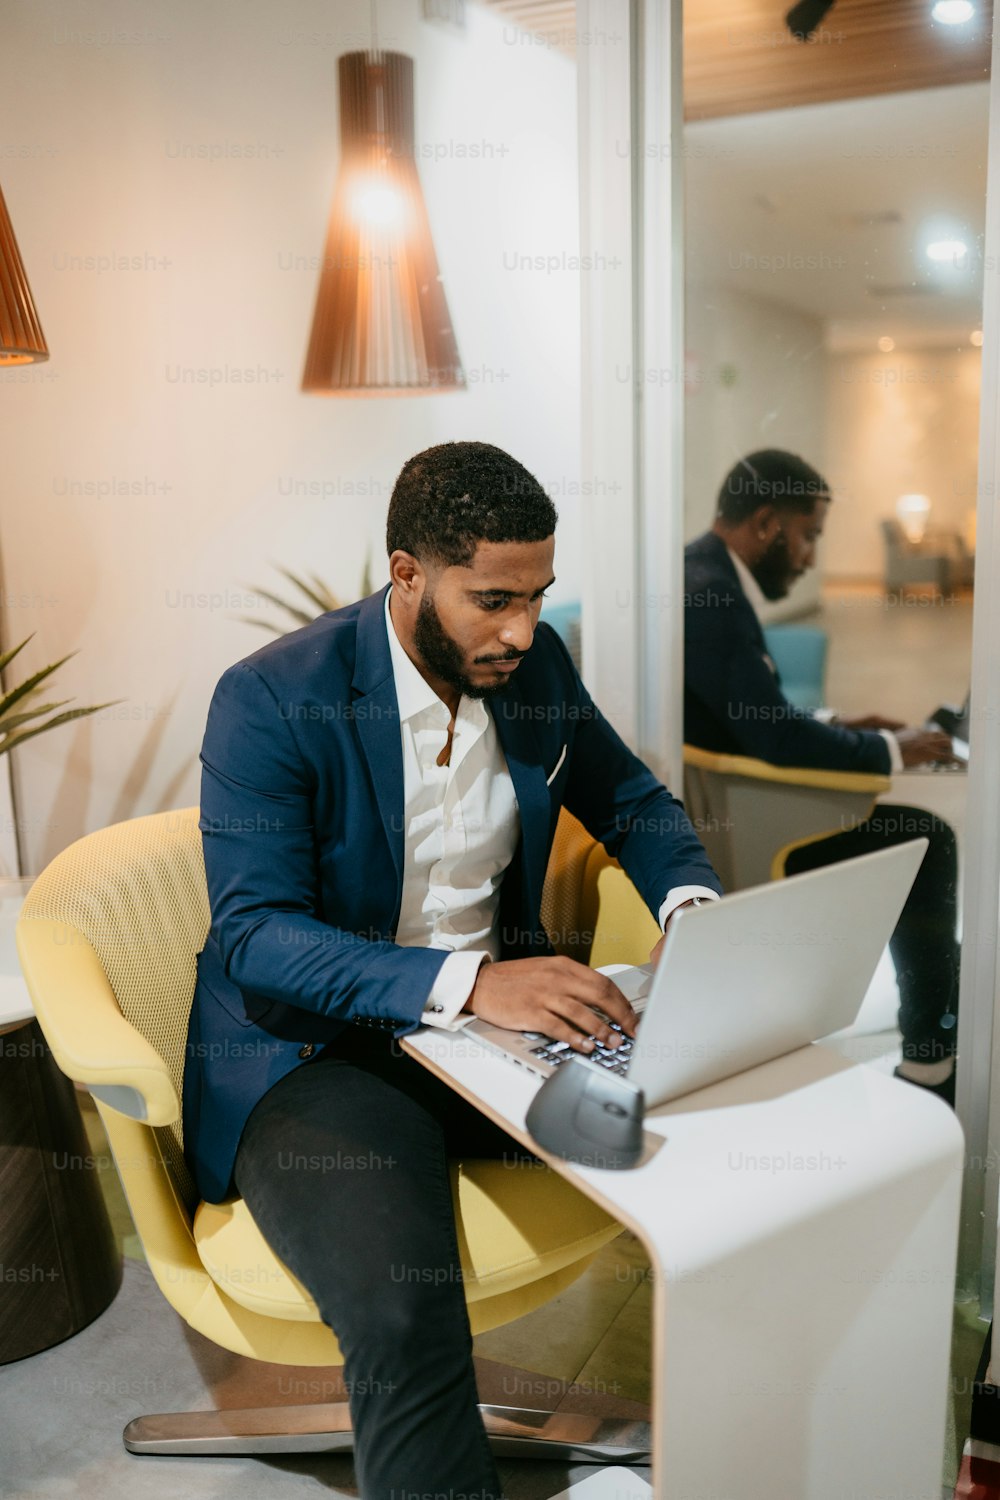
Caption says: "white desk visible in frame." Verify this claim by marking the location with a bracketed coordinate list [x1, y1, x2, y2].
[404, 1013, 964, 1500]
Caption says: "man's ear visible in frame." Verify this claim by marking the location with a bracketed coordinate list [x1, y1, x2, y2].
[751, 505, 778, 541]
[388, 550, 425, 602]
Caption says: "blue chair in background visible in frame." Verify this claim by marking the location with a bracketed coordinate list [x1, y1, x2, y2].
[540, 600, 582, 671]
[762, 624, 828, 711]
[540, 605, 828, 714]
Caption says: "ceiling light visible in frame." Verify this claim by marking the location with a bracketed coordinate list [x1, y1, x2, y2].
[302, 51, 464, 395]
[0, 182, 48, 366]
[926, 239, 969, 264]
[896, 494, 931, 544]
[931, 0, 974, 23]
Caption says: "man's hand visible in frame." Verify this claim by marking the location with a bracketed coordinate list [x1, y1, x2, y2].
[466, 956, 638, 1055]
[895, 727, 955, 767]
[837, 713, 906, 732]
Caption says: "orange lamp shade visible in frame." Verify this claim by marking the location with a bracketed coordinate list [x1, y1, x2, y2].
[302, 51, 464, 396]
[0, 182, 48, 366]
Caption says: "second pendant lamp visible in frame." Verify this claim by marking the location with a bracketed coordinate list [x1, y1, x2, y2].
[302, 50, 465, 396]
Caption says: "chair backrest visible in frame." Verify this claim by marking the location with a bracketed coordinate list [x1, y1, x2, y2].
[540, 807, 599, 962]
[21, 807, 209, 1206]
[683, 745, 886, 891]
[539, 807, 661, 967]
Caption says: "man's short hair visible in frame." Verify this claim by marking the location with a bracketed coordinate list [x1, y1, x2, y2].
[386, 441, 558, 569]
[716, 449, 831, 525]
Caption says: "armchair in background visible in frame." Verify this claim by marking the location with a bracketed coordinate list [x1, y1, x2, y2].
[682, 744, 890, 892]
[880, 518, 973, 598]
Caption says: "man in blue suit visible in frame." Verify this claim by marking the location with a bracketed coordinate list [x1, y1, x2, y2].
[684, 448, 959, 1105]
[184, 440, 721, 1500]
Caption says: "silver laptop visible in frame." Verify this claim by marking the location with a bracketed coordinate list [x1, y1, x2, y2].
[464, 839, 927, 1107]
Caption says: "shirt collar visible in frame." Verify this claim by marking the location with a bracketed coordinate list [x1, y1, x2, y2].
[384, 587, 449, 721]
[726, 544, 768, 620]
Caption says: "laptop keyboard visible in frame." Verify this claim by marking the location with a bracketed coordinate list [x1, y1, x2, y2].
[529, 1022, 633, 1077]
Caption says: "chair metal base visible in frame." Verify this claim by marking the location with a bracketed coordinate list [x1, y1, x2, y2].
[123, 1401, 651, 1462]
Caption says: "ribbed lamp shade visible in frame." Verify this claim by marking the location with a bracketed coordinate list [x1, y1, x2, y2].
[0, 182, 48, 365]
[302, 51, 464, 395]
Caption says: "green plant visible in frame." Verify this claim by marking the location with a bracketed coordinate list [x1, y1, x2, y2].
[239, 549, 374, 637]
[0, 636, 121, 754]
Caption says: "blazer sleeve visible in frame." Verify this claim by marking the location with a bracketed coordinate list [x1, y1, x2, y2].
[546, 633, 724, 910]
[199, 661, 449, 1029]
[685, 605, 892, 775]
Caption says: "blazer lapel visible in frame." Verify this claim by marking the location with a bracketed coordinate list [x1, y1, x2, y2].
[351, 588, 404, 901]
[491, 680, 552, 927]
[709, 533, 768, 653]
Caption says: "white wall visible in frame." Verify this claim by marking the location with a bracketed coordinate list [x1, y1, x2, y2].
[822, 344, 982, 580]
[1, 0, 581, 874]
[684, 284, 826, 620]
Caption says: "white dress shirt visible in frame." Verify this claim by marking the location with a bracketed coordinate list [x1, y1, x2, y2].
[384, 590, 717, 1031]
[726, 546, 902, 773]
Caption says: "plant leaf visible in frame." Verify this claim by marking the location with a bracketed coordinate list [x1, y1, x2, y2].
[277, 568, 339, 614]
[306, 572, 342, 610]
[0, 699, 73, 734]
[234, 616, 283, 635]
[0, 701, 124, 754]
[0, 654, 77, 721]
[0, 636, 35, 677]
[242, 586, 315, 627]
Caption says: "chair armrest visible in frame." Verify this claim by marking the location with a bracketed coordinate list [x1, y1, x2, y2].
[15, 915, 180, 1125]
[683, 744, 890, 796]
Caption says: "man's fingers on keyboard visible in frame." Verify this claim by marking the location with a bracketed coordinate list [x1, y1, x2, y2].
[552, 999, 622, 1050]
[566, 968, 638, 1035]
[589, 977, 638, 1037]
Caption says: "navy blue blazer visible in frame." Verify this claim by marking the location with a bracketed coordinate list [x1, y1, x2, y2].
[684, 532, 891, 774]
[183, 585, 722, 1202]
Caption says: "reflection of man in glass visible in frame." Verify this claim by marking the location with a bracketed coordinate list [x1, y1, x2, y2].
[684, 449, 960, 1104]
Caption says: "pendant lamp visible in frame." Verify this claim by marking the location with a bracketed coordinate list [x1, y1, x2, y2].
[0, 182, 48, 365]
[302, 50, 465, 395]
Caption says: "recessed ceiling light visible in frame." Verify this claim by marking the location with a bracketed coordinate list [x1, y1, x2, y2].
[878, 336, 895, 352]
[926, 239, 969, 263]
[971, 329, 984, 346]
[932, 0, 974, 23]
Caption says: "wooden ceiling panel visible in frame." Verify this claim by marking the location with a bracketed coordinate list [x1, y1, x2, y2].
[685, 0, 992, 119]
[476, 0, 993, 116]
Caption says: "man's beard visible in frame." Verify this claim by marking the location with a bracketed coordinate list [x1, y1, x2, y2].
[413, 592, 520, 701]
[752, 531, 795, 601]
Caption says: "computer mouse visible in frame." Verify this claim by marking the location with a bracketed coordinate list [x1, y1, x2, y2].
[525, 1057, 646, 1170]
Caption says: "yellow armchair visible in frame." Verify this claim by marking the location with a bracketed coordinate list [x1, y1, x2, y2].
[16, 805, 655, 1462]
[683, 744, 890, 891]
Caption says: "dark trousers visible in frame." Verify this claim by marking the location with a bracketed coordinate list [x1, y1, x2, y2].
[233, 1025, 534, 1500]
[783, 802, 959, 1063]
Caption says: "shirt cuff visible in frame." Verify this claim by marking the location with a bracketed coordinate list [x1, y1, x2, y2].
[879, 730, 903, 774]
[421, 951, 490, 1031]
[657, 885, 721, 932]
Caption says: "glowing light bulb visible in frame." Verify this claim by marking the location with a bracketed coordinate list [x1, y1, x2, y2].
[350, 177, 405, 228]
[926, 239, 968, 264]
[932, 0, 974, 23]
